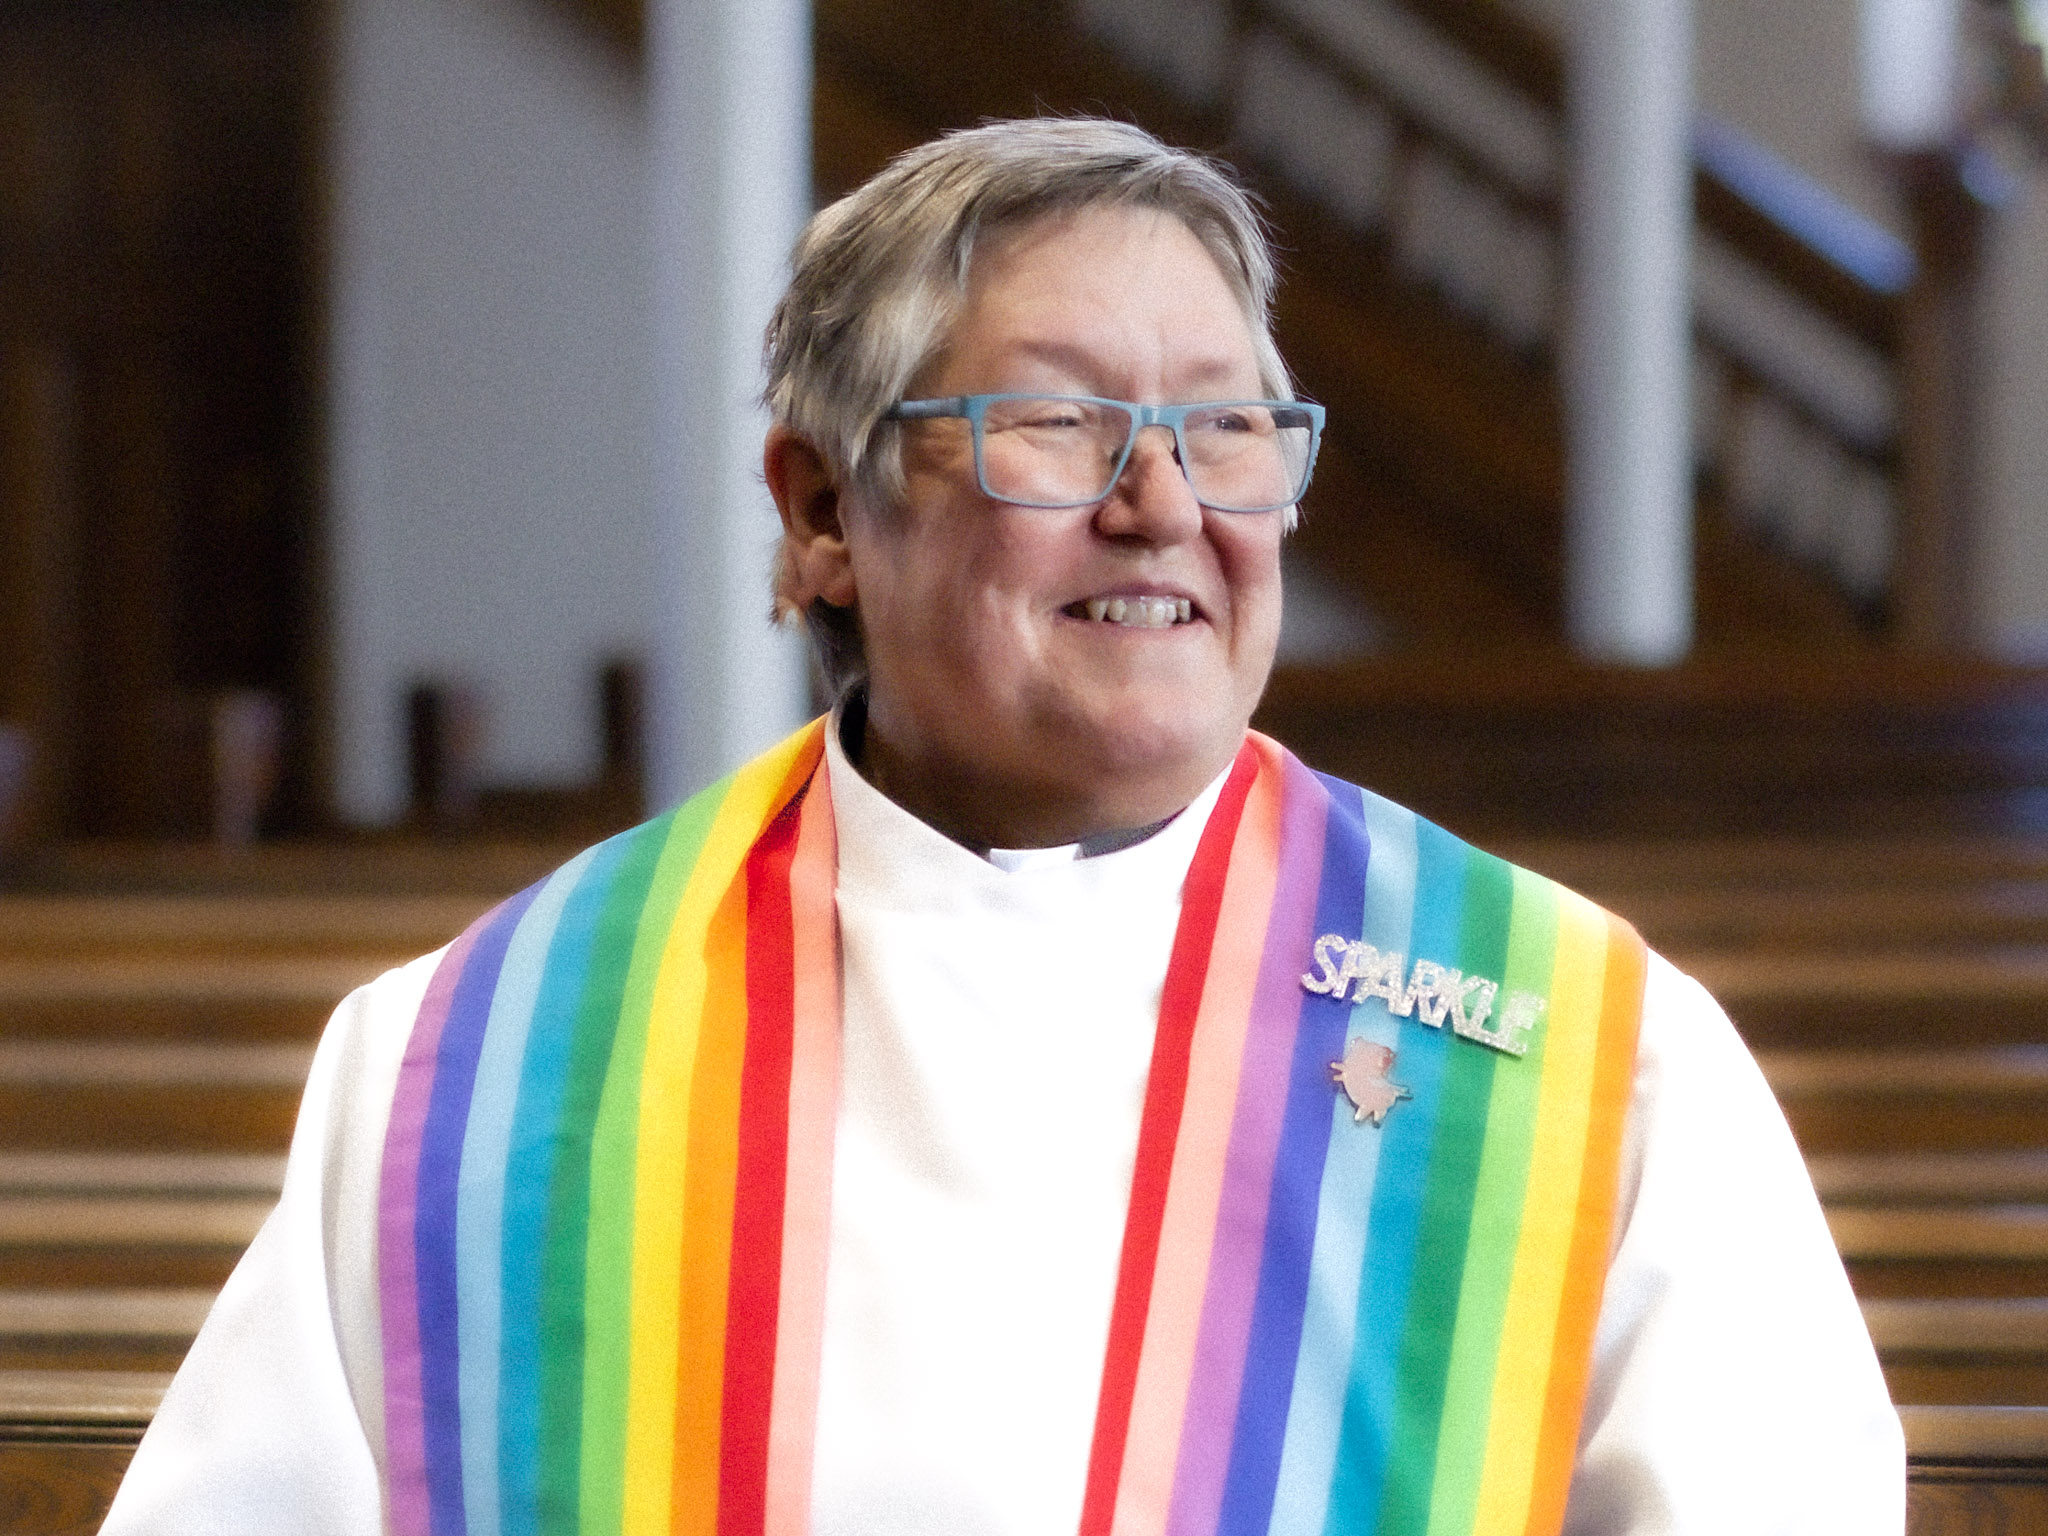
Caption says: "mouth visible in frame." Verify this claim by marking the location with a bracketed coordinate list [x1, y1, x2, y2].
[1063, 595, 1199, 628]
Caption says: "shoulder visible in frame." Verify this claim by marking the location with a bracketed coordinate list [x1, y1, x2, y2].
[1298, 753, 1640, 919]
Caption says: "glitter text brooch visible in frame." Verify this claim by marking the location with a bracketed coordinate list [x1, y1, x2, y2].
[1301, 936, 1547, 1057]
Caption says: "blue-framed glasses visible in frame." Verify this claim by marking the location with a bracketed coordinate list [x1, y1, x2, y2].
[884, 393, 1325, 514]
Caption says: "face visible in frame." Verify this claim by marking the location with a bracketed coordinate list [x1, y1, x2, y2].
[779, 204, 1287, 848]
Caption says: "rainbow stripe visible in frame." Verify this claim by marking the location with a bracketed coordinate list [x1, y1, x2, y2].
[378, 723, 1643, 1536]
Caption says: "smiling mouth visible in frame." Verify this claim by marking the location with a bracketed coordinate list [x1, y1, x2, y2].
[1066, 596, 1197, 628]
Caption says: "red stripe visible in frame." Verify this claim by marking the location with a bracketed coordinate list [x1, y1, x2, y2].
[1077, 742, 1262, 1536]
[717, 782, 809, 1535]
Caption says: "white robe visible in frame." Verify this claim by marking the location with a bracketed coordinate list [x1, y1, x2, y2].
[100, 734, 1904, 1535]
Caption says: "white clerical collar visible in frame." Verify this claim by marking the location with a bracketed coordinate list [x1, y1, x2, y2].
[985, 842, 1082, 872]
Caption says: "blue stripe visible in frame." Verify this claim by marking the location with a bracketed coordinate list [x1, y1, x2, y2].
[1269, 784, 1417, 1536]
[416, 885, 540, 1536]
[1325, 810, 1468, 1534]
[455, 848, 599, 1536]
[495, 828, 639, 1536]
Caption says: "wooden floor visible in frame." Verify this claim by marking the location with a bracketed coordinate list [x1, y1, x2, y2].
[3, 834, 2048, 1528]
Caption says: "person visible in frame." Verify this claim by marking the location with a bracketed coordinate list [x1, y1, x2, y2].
[101, 117, 1902, 1536]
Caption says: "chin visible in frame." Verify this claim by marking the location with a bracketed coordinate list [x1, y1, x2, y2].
[1050, 690, 1245, 789]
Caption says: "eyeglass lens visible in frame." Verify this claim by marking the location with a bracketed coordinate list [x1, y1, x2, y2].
[977, 397, 1313, 512]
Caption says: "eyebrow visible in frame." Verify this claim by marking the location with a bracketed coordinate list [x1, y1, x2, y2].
[988, 337, 1258, 391]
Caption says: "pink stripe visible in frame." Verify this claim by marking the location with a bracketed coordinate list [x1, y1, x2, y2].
[378, 925, 485, 1536]
[1167, 752, 1330, 1535]
[1113, 744, 1286, 1536]
[763, 768, 841, 1536]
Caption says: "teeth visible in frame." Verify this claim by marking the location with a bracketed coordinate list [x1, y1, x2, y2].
[1078, 595, 1192, 627]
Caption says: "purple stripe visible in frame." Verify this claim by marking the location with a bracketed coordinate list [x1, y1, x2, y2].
[415, 885, 540, 1536]
[1168, 754, 1331, 1536]
[380, 921, 488, 1536]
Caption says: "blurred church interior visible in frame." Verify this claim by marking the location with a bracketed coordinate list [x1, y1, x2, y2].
[6, 0, 2048, 1526]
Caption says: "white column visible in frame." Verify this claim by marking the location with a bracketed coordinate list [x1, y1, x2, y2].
[1860, 0, 1961, 148]
[647, 0, 812, 807]
[1564, 0, 1696, 664]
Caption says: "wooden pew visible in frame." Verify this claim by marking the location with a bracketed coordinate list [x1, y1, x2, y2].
[2, 846, 2046, 1506]
[0, 890, 449, 1378]
[0, 1370, 164, 1536]
[0, 1150, 282, 1372]
[2, 1376, 2041, 1535]
[1904, 1405, 2048, 1533]
[1762, 1048, 2048, 1154]
[1812, 1151, 2048, 1205]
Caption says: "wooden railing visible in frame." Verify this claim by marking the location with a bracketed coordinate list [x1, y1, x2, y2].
[1076, 0, 1971, 642]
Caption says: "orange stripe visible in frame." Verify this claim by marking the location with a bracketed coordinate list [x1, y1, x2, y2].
[762, 763, 841, 1536]
[1112, 742, 1285, 1536]
[671, 873, 754, 1536]
[1519, 916, 1646, 1536]
[666, 730, 826, 1536]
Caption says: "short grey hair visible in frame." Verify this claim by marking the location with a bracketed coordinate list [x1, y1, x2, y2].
[762, 117, 1291, 696]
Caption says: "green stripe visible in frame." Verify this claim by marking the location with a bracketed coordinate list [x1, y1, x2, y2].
[576, 776, 734, 1534]
[534, 813, 671, 1532]
[1422, 867, 1561, 1536]
[1376, 847, 1513, 1536]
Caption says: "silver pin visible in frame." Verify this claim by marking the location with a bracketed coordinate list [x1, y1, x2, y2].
[1303, 933, 1545, 1058]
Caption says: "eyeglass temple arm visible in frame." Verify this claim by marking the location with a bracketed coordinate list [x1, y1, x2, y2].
[883, 398, 969, 421]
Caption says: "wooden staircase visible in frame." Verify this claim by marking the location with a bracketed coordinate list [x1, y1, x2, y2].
[810, 0, 1919, 656]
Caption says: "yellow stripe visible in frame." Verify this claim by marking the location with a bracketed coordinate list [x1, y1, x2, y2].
[1467, 891, 1610, 1534]
[621, 725, 820, 1536]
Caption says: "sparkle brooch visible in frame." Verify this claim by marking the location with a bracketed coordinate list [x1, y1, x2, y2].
[1301, 935, 1547, 1057]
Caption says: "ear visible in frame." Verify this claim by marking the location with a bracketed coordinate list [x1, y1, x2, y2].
[765, 425, 858, 611]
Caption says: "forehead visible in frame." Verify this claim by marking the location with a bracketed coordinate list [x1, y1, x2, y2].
[936, 204, 1265, 394]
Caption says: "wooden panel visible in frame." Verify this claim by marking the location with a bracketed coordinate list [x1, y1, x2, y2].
[0, 998, 336, 1044]
[0, 1247, 241, 1292]
[0, 1343, 190, 1375]
[0, 1441, 139, 1536]
[1910, 1471, 2048, 1535]
[1894, 1361, 2048, 1407]
[0, 1370, 158, 1536]
[0, 1086, 303, 1154]
[0, 347, 78, 847]
[0, 7, 315, 839]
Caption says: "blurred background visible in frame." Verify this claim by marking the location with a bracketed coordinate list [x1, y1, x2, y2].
[3, 0, 2048, 851]
[7, 0, 2048, 1528]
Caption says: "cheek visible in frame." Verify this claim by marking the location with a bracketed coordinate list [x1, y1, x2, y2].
[854, 520, 1023, 673]
[1217, 525, 1285, 628]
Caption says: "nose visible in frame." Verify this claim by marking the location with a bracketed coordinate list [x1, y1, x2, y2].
[1094, 423, 1203, 544]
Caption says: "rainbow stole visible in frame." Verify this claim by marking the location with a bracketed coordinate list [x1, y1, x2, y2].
[378, 720, 1645, 1536]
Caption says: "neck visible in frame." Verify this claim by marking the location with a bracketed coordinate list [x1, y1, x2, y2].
[838, 691, 1217, 853]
